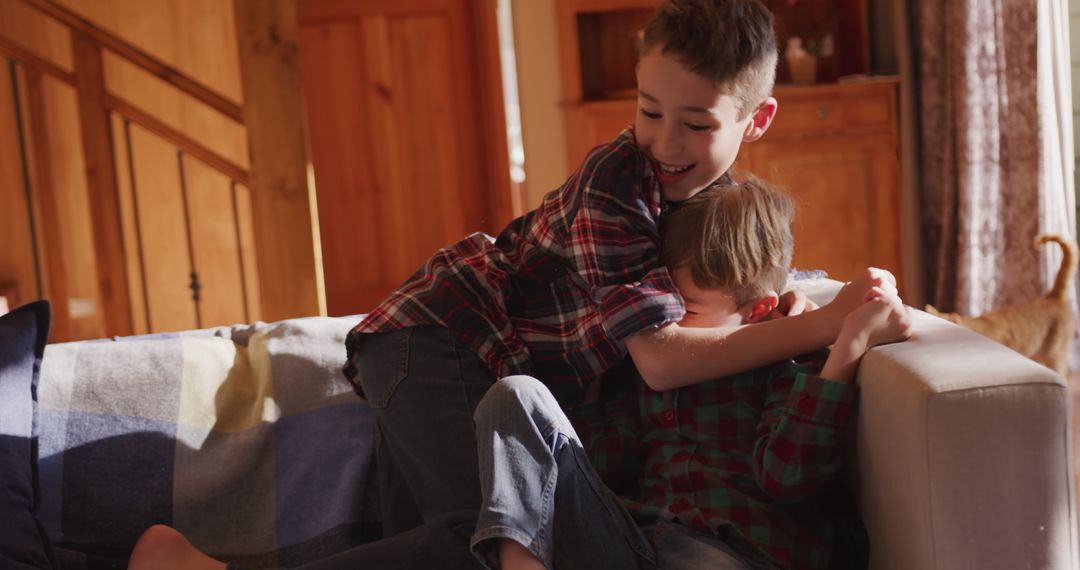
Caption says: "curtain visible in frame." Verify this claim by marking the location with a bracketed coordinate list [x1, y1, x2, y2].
[903, 0, 1078, 364]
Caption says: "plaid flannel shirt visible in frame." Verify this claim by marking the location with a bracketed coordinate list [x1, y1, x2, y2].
[572, 353, 858, 570]
[344, 128, 685, 405]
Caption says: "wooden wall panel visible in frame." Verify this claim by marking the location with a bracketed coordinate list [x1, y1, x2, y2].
[111, 115, 259, 333]
[111, 113, 149, 334]
[0, 2, 79, 341]
[184, 156, 250, 328]
[127, 123, 199, 333]
[299, 0, 513, 315]
[102, 52, 248, 171]
[2, 0, 267, 338]
[39, 77, 106, 340]
[0, 63, 40, 308]
[297, 21, 386, 312]
[232, 182, 262, 323]
[22, 68, 73, 341]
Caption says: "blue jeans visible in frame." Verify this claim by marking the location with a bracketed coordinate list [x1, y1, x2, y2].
[471, 376, 769, 570]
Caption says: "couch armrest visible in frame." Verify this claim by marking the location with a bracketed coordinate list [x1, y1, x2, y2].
[793, 278, 1078, 569]
[858, 311, 1077, 569]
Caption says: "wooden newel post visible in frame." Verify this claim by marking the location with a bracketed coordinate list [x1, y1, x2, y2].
[72, 30, 133, 337]
[234, 0, 325, 320]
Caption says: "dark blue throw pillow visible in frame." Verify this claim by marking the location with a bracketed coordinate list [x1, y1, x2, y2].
[0, 301, 55, 569]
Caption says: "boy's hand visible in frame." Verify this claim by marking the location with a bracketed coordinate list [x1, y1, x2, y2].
[772, 289, 819, 319]
[839, 288, 913, 353]
[820, 288, 913, 383]
[822, 268, 899, 334]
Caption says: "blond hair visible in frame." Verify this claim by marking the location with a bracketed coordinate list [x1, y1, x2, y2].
[642, 0, 778, 119]
[660, 176, 794, 307]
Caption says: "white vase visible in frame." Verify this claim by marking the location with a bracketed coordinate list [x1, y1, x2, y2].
[787, 53, 818, 85]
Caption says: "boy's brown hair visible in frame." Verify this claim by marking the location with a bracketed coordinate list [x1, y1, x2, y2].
[642, 0, 778, 119]
[661, 176, 794, 307]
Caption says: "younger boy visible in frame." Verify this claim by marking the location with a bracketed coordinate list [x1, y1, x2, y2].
[471, 178, 912, 569]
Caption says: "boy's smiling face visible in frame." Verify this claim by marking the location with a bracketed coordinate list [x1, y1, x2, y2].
[635, 49, 776, 203]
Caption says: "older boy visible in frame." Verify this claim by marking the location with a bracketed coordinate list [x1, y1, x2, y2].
[471, 178, 911, 569]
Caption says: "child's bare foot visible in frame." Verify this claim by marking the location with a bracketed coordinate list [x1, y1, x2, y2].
[129, 525, 226, 570]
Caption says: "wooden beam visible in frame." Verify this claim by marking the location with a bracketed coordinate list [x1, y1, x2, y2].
[21, 0, 244, 123]
[72, 31, 133, 337]
[233, 0, 324, 320]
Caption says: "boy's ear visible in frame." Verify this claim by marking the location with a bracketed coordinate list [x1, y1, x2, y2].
[743, 97, 778, 142]
[744, 293, 780, 324]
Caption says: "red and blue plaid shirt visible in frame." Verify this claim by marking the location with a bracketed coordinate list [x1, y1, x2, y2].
[344, 128, 685, 405]
[572, 353, 858, 570]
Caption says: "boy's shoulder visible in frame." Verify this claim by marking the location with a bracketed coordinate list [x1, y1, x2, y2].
[576, 128, 649, 182]
[562, 127, 657, 207]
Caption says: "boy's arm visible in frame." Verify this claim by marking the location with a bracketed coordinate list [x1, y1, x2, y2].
[627, 269, 899, 391]
[750, 290, 912, 501]
[751, 361, 858, 503]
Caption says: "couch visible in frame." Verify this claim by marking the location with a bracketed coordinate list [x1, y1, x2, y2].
[1, 278, 1077, 569]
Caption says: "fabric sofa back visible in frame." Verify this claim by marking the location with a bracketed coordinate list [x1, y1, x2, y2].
[34, 315, 379, 567]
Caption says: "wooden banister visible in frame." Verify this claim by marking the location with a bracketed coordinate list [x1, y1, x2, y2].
[21, 0, 245, 124]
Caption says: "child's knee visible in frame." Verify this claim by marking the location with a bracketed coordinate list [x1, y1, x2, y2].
[475, 375, 562, 430]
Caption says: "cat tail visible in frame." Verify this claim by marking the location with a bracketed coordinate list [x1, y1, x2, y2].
[1036, 234, 1078, 301]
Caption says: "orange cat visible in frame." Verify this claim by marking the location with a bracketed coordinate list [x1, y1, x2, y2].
[925, 234, 1077, 377]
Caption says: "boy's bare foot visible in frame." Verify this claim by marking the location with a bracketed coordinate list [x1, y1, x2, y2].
[129, 525, 226, 570]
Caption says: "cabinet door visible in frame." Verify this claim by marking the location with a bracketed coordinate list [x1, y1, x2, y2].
[740, 132, 901, 283]
[564, 101, 637, 166]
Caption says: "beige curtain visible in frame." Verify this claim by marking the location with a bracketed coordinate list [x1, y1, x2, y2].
[908, 0, 1075, 317]
[902, 0, 1080, 364]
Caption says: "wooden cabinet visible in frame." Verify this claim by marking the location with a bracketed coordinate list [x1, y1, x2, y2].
[556, 0, 902, 285]
[740, 79, 901, 283]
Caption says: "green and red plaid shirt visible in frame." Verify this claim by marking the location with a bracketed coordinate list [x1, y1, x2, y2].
[572, 353, 857, 570]
[344, 128, 686, 405]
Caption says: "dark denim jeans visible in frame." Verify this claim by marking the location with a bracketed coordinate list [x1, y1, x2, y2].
[314, 326, 494, 569]
[359, 326, 495, 536]
[229, 326, 494, 569]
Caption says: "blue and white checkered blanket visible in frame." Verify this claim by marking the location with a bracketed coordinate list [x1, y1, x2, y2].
[35, 315, 378, 567]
